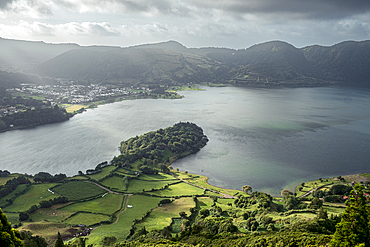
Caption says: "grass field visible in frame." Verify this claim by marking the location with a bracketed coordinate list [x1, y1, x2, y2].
[137, 173, 178, 181]
[4, 183, 58, 212]
[0, 174, 20, 185]
[31, 207, 75, 222]
[101, 176, 126, 191]
[197, 197, 214, 209]
[87, 166, 116, 181]
[87, 195, 162, 245]
[173, 172, 239, 196]
[64, 212, 111, 226]
[0, 184, 28, 207]
[126, 179, 177, 193]
[135, 197, 195, 232]
[68, 175, 88, 180]
[4, 212, 19, 226]
[52, 181, 106, 201]
[63, 104, 86, 113]
[62, 194, 125, 215]
[18, 221, 70, 246]
[148, 182, 205, 197]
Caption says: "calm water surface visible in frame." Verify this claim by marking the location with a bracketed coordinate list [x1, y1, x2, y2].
[1, 86, 370, 195]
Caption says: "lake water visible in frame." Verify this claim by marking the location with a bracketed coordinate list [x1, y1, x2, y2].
[1, 86, 370, 195]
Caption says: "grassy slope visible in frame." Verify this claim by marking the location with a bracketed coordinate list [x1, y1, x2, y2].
[4, 183, 58, 212]
[52, 181, 106, 201]
[61, 193, 125, 215]
[87, 195, 162, 245]
[135, 197, 196, 232]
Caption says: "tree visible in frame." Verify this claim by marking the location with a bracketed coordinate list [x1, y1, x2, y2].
[19, 212, 29, 221]
[0, 208, 23, 247]
[242, 185, 252, 194]
[330, 183, 370, 247]
[281, 189, 293, 197]
[54, 232, 64, 247]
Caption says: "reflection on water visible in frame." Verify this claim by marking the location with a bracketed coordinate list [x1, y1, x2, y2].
[1, 86, 370, 195]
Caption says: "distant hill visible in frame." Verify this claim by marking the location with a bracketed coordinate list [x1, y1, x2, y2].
[302, 40, 370, 84]
[1, 38, 370, 87]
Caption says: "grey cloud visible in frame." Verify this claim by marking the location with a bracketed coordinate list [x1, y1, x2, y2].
[187, 0, 370, 20]
[0, 0, 15, 9]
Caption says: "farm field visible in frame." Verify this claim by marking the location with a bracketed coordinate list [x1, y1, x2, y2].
[126, 179, 178, 193]
[148, 182, 205, 197]
[52, 181, 106, 201]
[87, 195, 162, 244]
[18, 221, 70, 246]
[135, 197, 195, 232]
[101, 176, 125, 191]
[31, 207, 75, 222]
[87, 166, 116, 181]
[64, 212, 111, 226]
[137, 173, 178, 181]
[61, 193, 125, 215]
[4, 183, 58, 212]
[0, 184, 28, 207]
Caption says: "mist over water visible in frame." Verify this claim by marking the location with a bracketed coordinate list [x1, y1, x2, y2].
[1, 86, 370, 195]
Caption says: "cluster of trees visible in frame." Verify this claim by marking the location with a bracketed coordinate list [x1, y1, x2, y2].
[34, 172, 67, 183]
[1, 95, 50, 108]
[112, 122, 208, 167]
[0, 105, 73, 131]
[0, 176, 30, 198]
[234, 192, 274, 210]
[312, 184, 352, 203]
[0, 170, 10, 177]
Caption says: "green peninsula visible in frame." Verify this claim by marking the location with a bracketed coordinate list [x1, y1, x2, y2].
[0, 122, 369, 246]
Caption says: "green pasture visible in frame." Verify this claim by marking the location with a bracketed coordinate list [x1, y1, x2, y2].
[62, 194, 125, 215]
[182, 173, 239, 196]
[0, 184, 28, 207]
[216, 198, 235, 210]
[88, 195, 162, 245]
[68, 175, 88, 180]
[197, 197, 214, 209]
[64, 212, 111, 226]
[4, 212, 19, 225]
[101, 176, 126, 191]
[4, 183, 58, 212]
[31, 207, 75, 222]
[0, 174, 21, 185]
[136, 197, 195, 232]
[137, 173, 177, 181]
[87, 166, 116, 181]
[18, 221, 69, 246]
[323, 204, 345, 215]
[52, 181, 106, 201]
[148, 182, 205, 197]
[126, 179, 177, 193]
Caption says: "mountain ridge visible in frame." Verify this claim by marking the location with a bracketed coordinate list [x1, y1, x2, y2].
[1, 38, 370, 88]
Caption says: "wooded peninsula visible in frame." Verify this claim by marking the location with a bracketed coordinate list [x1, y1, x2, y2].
[1, 122, 370, 247]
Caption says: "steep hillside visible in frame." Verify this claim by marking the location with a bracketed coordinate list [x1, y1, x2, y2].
[0, 38, 81, 72]
[1, 38, 370, 87]
[302, 40, 370, 84]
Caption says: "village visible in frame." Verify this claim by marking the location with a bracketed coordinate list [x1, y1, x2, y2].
[6, 84, 152, 104]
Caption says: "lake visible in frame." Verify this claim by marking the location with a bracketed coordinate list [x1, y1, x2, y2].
[1, 86, 370, 195]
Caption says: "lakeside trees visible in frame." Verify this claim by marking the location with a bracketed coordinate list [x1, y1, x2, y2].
[112, 122, 208, 168]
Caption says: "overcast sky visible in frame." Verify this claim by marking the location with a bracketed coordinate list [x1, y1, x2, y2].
[1, 0, 370, 49]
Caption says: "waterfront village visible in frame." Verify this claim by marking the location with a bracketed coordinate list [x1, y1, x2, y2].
[1, 84, 154, 117]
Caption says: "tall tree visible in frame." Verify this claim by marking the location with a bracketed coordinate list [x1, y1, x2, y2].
[54, 232, 64, 247]
[0, 208, 23, 247]
[330, 183, 370, 247]
[242, 185, 252, 194]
